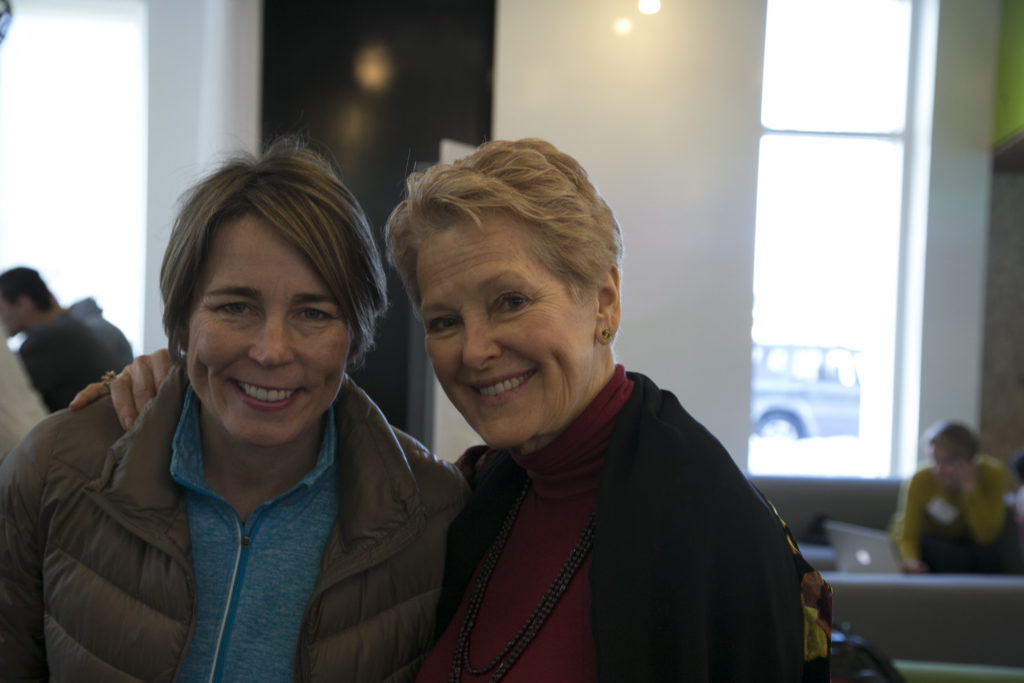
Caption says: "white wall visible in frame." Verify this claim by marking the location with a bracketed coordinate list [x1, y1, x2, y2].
[911, 1, 998, 466]
[492, 0, 998, 469]
[138, 0, 998, 472]
[493, 0, 769, 464]
[142, 0, 262, 352]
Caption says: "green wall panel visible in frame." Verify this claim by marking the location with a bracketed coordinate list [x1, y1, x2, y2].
[995, 0, 1024, 145]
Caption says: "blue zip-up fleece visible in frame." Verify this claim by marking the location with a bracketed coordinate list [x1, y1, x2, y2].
[171, 386, 339, 682]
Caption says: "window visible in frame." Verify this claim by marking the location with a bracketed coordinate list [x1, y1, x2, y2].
[748, 0, 914, 477]
[0, 0, 146, 353]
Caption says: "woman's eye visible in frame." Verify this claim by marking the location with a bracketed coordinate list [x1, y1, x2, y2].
[426, 316, 458, 333]
[301, 308, 331, 321]
[219, 302, 249, 314]
[499, 294, 527, 311]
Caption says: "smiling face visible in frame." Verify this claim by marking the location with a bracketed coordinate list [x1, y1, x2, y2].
[185, 215, 351, 457]
[417, 215, 619, 454]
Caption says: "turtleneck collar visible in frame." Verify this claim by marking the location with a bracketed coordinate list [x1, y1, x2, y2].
[511, 365, 633, 499]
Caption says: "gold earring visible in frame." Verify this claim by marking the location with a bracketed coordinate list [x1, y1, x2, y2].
[601, 329, 612, 341]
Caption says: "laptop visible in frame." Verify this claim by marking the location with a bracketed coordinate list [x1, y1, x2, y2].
[824, 519, 901, 573]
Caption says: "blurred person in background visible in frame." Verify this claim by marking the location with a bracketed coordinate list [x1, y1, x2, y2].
[892, 420, 1011, 574]
[67, 295, 134, 363]
[0, 266, 129, 411]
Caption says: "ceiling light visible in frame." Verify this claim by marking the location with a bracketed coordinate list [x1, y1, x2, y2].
[638, 0, 661, 15]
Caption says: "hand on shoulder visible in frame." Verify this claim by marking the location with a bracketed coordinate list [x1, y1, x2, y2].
[68, 349, 172, 430]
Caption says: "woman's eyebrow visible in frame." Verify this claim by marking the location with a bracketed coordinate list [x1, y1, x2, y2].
[293, 293, 338, 305]
[205, 286, 258, 298]
[204, 288, 337, 306]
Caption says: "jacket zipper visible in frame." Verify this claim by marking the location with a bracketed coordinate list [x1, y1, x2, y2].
[206, 520, 243, 683]
[208, 513, 265, 683]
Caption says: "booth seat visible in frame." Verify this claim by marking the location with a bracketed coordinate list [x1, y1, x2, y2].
[747, 474, 1024, 671]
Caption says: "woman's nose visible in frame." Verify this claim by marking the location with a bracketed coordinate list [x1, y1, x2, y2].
[461, 319, 499, 368]
[250, 319, 295, 365]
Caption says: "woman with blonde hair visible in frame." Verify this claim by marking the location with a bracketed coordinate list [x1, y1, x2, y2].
[387, 137, 829, 682]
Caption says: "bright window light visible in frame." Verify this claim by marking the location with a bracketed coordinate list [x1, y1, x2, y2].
[761, 0, 911, 133]
[752, 135, 904, 350]
[0, 0, 147, 354]
[748, 0, 912, 477]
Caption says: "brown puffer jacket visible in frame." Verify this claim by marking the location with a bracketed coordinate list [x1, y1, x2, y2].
[0, 368, 469, 682]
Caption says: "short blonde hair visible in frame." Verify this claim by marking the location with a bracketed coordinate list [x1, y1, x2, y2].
[161, 138, 386, 369]
[385, 138, 623, 308]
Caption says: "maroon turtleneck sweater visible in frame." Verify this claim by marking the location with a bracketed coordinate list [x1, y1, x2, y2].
[417, 366, 634, 682]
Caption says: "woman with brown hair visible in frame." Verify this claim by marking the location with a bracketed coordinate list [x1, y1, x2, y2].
[0, 139, 467, 681]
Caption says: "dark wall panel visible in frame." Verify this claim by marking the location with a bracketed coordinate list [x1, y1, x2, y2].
[262, 0, 494, 444]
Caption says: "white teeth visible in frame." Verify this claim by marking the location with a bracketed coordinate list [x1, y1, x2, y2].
[478, 372, 531, 397]
[238, 381, 295, 402]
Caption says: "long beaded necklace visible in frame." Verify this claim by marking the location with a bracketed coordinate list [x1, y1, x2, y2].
[449, 480, 597, 682]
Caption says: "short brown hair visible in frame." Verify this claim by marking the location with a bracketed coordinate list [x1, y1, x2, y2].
[385, 138, 623, 308]
[160, 137, 386, 369]
[925, 421, 979, 461]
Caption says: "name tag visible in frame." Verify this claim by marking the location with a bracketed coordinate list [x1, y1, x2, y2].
[926, 496, 959, 525]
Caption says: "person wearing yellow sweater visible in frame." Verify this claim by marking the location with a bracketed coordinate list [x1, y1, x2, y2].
[893, 421, 1010, 574]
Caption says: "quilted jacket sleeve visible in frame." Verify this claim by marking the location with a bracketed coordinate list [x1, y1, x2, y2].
[0, 425, 50, 682]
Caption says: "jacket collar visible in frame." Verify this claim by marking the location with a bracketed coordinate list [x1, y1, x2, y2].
[86, 366, 192, 562]
[318, 377, 429, 581]
[88, 366, 429, 575]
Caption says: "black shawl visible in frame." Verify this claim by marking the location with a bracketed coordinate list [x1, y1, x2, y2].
[436, 371, 830, 682]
